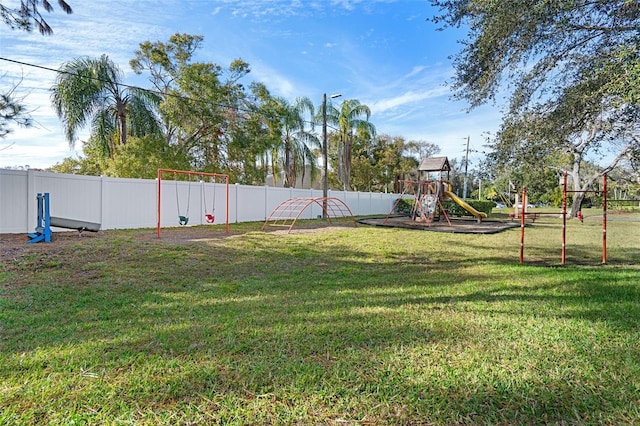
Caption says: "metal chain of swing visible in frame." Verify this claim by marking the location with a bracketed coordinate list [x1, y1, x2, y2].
[202, 178, 216, 223]
[175, 174, 191, 225]
[175, 174, 221, 226]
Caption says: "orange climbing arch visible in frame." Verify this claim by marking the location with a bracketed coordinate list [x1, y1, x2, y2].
[262, 197, 357, 233]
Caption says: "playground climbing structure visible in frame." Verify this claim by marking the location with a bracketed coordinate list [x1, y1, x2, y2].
[385, 179, 452, 227]
[262, 197, 357, 233]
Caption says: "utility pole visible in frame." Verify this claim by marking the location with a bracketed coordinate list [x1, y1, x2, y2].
[463, 135, 470, 199]
[322, 93, 328, 219]
[322, 93, 341, 219]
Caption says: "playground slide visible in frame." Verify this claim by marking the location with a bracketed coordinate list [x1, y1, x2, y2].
[444, 190, 488, 219]
[51, 217, 101, 232]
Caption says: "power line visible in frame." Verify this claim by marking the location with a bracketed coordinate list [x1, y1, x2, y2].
[1, 56, 148, 93]
[0, 56, 354, 150]
[0, 56, 295, 124]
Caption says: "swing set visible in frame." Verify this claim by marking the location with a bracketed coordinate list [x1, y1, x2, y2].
[156, 168, 229, 237]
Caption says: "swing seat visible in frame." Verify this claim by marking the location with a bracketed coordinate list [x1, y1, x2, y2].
[205, 214, 215, 223]
[179, 215, 189, 226]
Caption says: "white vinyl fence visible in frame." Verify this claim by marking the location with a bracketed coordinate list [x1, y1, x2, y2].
[0, 169, 398, 235]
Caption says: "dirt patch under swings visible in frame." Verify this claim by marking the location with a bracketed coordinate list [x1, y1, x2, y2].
[1, 220, 359, 265]
[0, 231, 106, 265]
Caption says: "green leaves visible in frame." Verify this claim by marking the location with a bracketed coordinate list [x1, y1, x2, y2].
[436, 0, 639, 112]
[325, 99, 377, 191]
[0, 83, 32, 138]
[51, 54, 160, 155]
[433, 0, 640, 208]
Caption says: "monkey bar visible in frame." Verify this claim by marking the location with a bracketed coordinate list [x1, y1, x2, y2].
[262, 197, 357, 233]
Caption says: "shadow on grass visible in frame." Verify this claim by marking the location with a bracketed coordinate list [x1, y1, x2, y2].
[2, 227, 640, 423]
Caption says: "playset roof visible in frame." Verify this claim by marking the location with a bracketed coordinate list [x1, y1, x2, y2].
[418, 156, 450, 172]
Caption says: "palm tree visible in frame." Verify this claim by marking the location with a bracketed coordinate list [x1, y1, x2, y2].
[51, 54, 160, 158]
[272, 96, 318, 188]
[325, 99, 376, 191]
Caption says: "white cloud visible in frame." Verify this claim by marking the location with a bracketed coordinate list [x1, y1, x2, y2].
[0, 0, 503, 169]
[250, 63, 299, 98]
[404, 65, 427, 79]
[370, 87, 450, 114]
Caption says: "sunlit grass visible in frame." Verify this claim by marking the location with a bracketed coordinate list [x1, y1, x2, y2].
[1, 213, 639, 424]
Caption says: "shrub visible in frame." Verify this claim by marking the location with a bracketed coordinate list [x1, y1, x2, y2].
[394, 197, 414, 215]
[447, 199, 496, 217]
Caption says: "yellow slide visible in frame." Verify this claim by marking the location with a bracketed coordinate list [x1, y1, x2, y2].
[444, 190, 488, 219]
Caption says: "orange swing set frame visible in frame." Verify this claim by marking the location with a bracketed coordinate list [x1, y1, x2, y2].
[156, 168, 229, 237]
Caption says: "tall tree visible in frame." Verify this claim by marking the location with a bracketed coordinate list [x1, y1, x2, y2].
[1, 0, 72, 141]
[325, 99, 376, 191]
[271, 96, 318, 188]
[349, 135, 432, 193]
[430, 0, 640, 216]
[223, 81, 281, 185]
[130, 33, 254, 174]
[0, 77, 32, 139]
[51, 55, 160, 159]
[130, 33, 204, 147]
[158, 59, 251, 172]
[489, 90, 638, 211]
[1, 0, 72, 35]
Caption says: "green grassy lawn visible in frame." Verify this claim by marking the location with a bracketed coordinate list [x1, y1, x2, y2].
[2, 211, 640, 425]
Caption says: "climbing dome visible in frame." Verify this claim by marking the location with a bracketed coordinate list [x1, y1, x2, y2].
[262, 197, 357, 233]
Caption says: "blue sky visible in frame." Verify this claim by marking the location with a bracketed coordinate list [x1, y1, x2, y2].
[0, 0, 501, 169]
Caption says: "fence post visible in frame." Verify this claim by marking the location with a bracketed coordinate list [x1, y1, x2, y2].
[234, 183, 239, 224]
[100, 175, 107, 229]
[27, 169, 36, 232]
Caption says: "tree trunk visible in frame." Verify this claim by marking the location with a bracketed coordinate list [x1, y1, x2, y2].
[570, 189, 586, 219]
[566, 151, 585, 219]
[270, 150, 278, 187]
[337, 138, 345, 189]
[116, 95, 128, 147]
[343, 137, 352, 191]
[284, 139, 292, 188]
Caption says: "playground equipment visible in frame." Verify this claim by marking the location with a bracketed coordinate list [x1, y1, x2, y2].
[385, 178, 487, 227]
[157, 169, 229, 237]
[386, 179, 449, 226]
[388, 156, 487, 225]
[518, 172, 610, 265]
[28, 192, 52, 243]
[202, 180, 217, 223]
[175, 174, 191, 225]
[262, 197, 357, 233]
[509, 192, 537, 221]
[499, 192, 513, 208]
[444, 189, 488, 221]
[27, 193, 101, 243]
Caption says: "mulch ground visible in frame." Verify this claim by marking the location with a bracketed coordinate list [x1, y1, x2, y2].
[358, 216, 520, 234]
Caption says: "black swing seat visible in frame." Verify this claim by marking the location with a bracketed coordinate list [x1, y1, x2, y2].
[50, 216, 101, 235]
